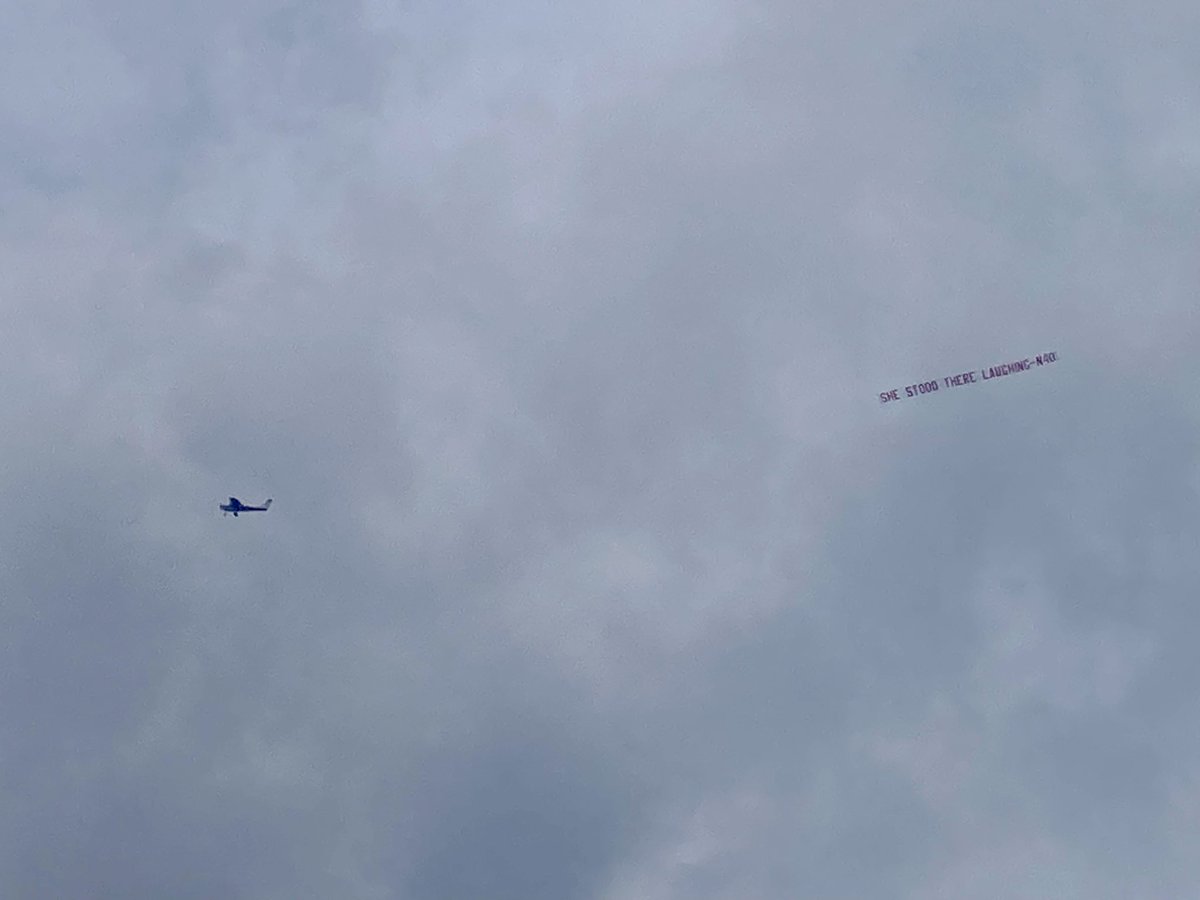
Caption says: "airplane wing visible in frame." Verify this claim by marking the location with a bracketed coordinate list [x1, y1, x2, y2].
[228, 497, 241, 507]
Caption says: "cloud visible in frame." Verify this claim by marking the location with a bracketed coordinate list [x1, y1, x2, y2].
[3, 0, 1200, 897]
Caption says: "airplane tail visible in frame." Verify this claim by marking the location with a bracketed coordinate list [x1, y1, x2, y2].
[264, 499, 273, 509]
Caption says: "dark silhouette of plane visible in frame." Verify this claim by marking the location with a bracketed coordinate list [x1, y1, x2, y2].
[221, 497, 272, 517]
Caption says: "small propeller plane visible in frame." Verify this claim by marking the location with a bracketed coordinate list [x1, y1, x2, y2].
[220, 497, 273, 517]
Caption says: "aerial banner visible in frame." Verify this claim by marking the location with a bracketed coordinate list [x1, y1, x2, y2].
[878, 352, 1058, 405]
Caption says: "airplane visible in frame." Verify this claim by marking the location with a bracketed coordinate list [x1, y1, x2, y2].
[220, 497, 273, 517]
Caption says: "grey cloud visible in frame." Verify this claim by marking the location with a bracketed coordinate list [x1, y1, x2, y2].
[4, 0, 1200, 897]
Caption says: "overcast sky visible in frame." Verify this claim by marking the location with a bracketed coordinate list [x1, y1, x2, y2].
[3, 0, 1200, 897]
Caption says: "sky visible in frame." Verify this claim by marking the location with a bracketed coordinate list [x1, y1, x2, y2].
[3, 0, 1200, 897]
